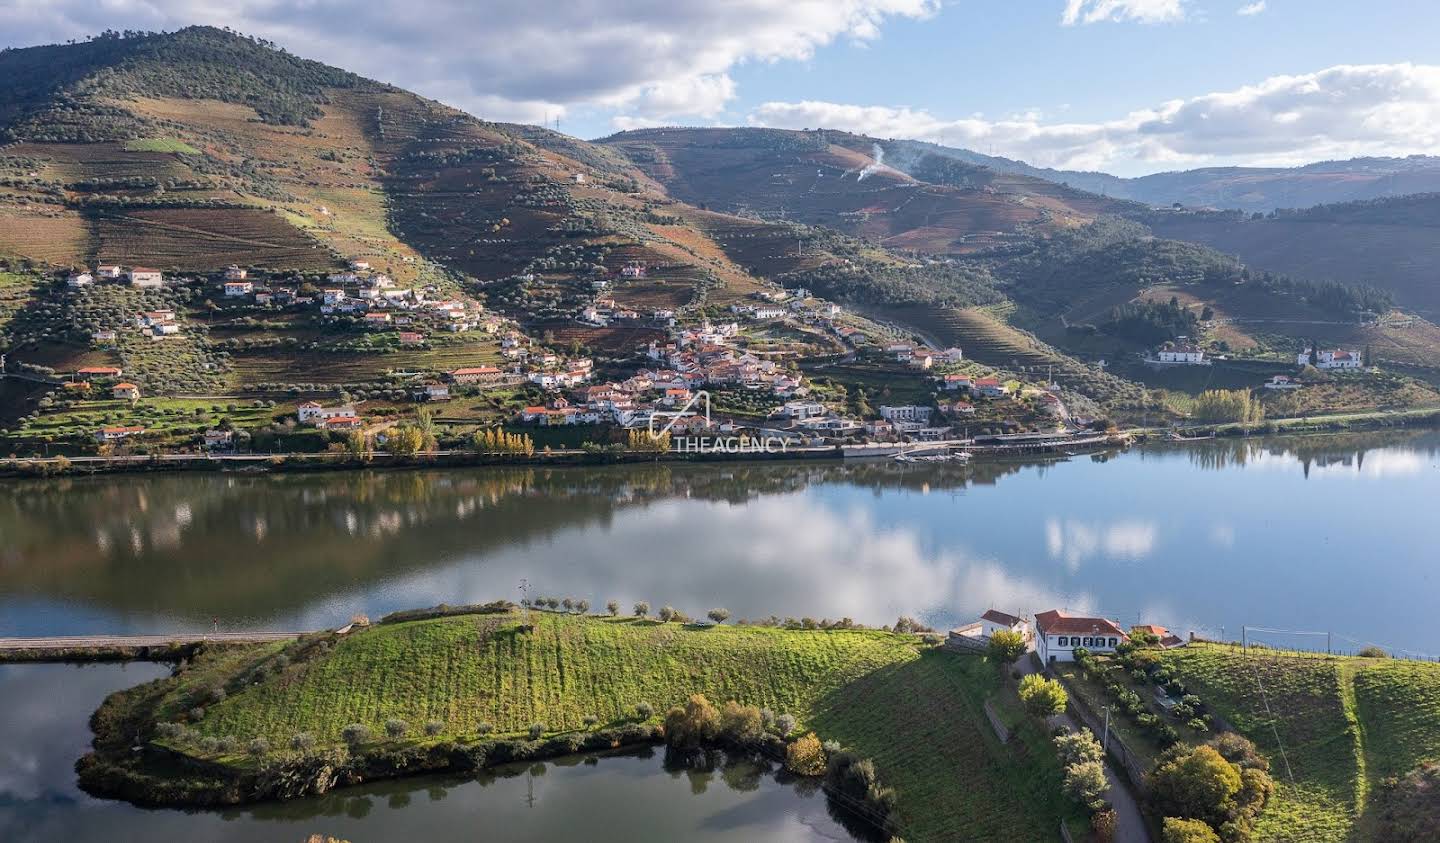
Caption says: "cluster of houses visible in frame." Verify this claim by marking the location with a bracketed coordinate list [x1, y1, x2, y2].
[948, 608, 1188, 663]
[887, 342, 965, 371]
[644, 321, 805, 397]
[518, 367, 710, 428]
[67, 265, 164, 290]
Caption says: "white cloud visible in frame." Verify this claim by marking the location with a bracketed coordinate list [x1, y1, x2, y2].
[1062, 0, 1187, 25]
[1, 0, 937, 126]
[1237, 1, 1267, 15]
[748, 63, 1440, 175]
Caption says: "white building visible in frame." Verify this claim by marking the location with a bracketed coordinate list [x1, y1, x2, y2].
[1300, 348, 1363, 370]
[1156, 343, 1206, 364]
[128, 268, 163, 288]
[223, 280, 253, 297]
[297, 401, 358, 425]
[1034, 610, 1128, 663]
[879, 405, 933, 424]
[67, 272, 94, 288]
[780, 400, 826, 420]
[979, 609, 1030, 639]
[1264, 375, 1303, 390]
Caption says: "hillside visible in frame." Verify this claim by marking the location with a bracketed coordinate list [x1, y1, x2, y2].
[79, 608, 1075, 842]
[1160, 644, 1440, 842]
[600, 127, 1135, 255]
[1143, 197, 1440, 318]
[891, 139, 1440, 213]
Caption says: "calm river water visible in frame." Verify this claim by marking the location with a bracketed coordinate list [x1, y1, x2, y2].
[2, 430, 1439, 840]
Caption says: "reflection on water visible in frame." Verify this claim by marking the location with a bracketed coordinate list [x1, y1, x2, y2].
[1, 429, 1439, 653]
[0, 663, 863, 843]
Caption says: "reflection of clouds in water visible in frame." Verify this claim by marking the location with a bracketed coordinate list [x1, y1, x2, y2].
[1045, 519, 1158, 570]
[351, 494, 1089, 631]
[1209, 523, 1236, 549]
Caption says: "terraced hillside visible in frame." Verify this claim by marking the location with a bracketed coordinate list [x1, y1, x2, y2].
[88, 609, 1076, 842]
[1161, 644, 1440, 841]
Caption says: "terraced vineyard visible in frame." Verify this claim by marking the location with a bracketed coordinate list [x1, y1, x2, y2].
[0, 209, 91, 265]
[123, 610, 1074, 842]
[1162, 644, 1440, 841]
[94, 208, 337, 272]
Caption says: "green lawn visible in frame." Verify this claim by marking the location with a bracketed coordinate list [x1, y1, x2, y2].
[1160, 643, 1440, 841]
[138, 610, 1074, 841]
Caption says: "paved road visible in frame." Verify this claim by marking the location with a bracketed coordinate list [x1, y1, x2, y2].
[0, 632, 308, 651]
[1017, 654, 1153, 843]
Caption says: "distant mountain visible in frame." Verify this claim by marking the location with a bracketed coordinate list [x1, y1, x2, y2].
[882, 139, 1440, 214]
[599, 127, 1139, 255]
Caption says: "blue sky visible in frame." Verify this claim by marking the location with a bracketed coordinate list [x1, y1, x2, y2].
[5, 0, 1440, 175]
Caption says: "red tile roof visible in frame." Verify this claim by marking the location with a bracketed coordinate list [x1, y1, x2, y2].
[1034, 610, 1127, 638]
[981, 609, 1024, 627]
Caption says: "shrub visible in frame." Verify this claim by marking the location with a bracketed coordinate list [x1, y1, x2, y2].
[718, 701, 763, 743]
[1018, 674, 1068, 718]
[606, 600, 620, 616]
[476, 721, 494, 737]
[155, 722, 187, 741]
[1188, 718, 1209, 732]
[785, 733, 827, 776]
[528, 722, 546, 740]
[987, 629, 1027, 663]
[342, 723, 371, 746]
[774, 713, 797, 737]
[1358, 645, 1389, 658]
[290, 732, 315, 751]
[188, 706, 206, 722]
[1162, 817, 1222, 843]
[582, 714, 599, 729]
[1149, 745, 1241, 832]
[633, 601, 650, 618]
[1063, 760, 1110, 810]
[663, 694, 718, 748]
[1054, 728, 1104, 767]
[247, 737, 271, 757]
[635, 702, 654, 720]
[658, 605, 677, 622]
[707, 608, 730, 624]
[384, 718, 409, 739]
[216, 736, 238, 753]
[1092, 806, 1118, 842]
[425, 720, 445, 736]
[1207, 732, 1269, 772]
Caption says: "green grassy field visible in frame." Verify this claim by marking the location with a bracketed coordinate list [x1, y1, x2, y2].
[139, 610, 1074, 841]
[1160, 643, 1440, 841]
[123, 137, 202, 154]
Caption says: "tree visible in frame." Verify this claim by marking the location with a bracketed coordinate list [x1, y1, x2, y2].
[1162, 817, 1222, 843]
[785, 733, 827, 775]
[707, 608, 730, 624]
[384, 718, 408, 738]
[528, 722, 546, 739]
[575, 599, 590, 615]
[1055, 728, 1105, 767]
[385, 424, 424, 455]
[717, 700, 762, 743]
[987, 629, 1026, 663]
[663, 694, 718, 748]
[658, 605, 677, 622]
[606, 600, 620, 616]
[633, 601, 650, 618]
[1149, 745, 1241, 832]
[1018, 674, 1068, 719]
[1063, 759, 1110, 810]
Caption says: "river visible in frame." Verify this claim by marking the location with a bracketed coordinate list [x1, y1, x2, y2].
[3, 430, 1438, 655]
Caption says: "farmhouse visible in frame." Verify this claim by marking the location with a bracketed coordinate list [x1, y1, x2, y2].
[224, 265, 248, 281]
[223, 280, 253, 297]
[77, 366, 123, 378]
[95, 264, 123, 279]
[941, 374, 973, 391]
[95, 425, 144, 442]
[1265, 375, 1303, 390]
[1034, 610, 1128, 663]
[320, 415, 363, 431]
[1156, 342, 1206, 364]
[414, 382, 451, 401]
[1300, 348, 1363, 370]
[948, 609, 1032, 651]
[297, 401, 358, 425]
[128, 268, 163, 288]
[974, 377, 1010, 398]
[1134, 624, 1187, 649]
[112, 382, 141, 400]
[398, 331, 424, 346]
[449, 366, 504, 385]
[92, 330, 117, 343]
[67, 272, 94, 288]
[202, 429, 234, 450]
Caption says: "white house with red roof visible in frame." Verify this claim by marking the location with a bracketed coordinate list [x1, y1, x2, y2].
[1299, 348, 1363, 370]
[979, 609, 1030, 639]
[1034, 609, 1128, 663]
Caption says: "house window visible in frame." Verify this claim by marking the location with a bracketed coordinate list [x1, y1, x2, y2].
[1109, 637, 1118, 648]
[1058, 636, 1068, 647]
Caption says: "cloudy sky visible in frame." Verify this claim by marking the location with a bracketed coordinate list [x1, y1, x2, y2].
[3, 0, 1439, 175]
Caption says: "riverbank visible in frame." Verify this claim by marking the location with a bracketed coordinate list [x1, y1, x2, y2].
[7, 402, 1438, 479]
[77, 606, 1080, 842]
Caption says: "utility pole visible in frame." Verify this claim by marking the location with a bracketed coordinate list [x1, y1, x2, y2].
[1102, 704, 1111, 752]
[519, 577, 530, 627]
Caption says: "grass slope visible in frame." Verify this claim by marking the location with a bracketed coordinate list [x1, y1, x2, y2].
[1161, 643, 1440, 841]
[150, 611, 1068, 841]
